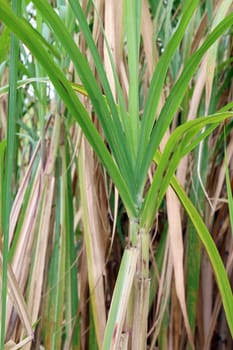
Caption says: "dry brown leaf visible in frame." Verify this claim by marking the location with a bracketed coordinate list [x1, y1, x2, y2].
[79, 137, 109, 348]
[166, 187, 194, 349]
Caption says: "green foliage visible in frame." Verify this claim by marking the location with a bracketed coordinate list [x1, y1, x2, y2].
[0, 0, 232, 348]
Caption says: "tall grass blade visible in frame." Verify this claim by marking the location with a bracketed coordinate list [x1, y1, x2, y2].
[224, 134, 233, 238]
[34, 0, 135, 192]
[138, 13, 233, 188]
[1, 1, 21, 347]
[141, 112, 233, 230]
[124, 0, 141, 159]
[79, 136, 109, 348]
[169, 173, 233, 337]
[0, 141, 6, 238]
[137, 0, 199, 178]
[0, 1, 137, 217]
[186, 146, 207, 337]
[64, 140, 79, 348]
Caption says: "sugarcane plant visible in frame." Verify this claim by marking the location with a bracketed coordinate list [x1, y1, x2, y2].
[0, 0, 233, 349]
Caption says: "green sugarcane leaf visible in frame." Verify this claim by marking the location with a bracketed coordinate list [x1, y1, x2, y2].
[33, 0, 135, 194]
[169, 174, 233, 337]
[137, 12, 233, 191]
[141, 112, 233, 230]
[0, 0, 137, 218]
[137, 0, 199, 181]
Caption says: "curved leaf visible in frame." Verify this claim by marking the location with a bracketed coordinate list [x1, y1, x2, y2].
[0, 1, 137, 218]
[141, 112, 233, 229]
